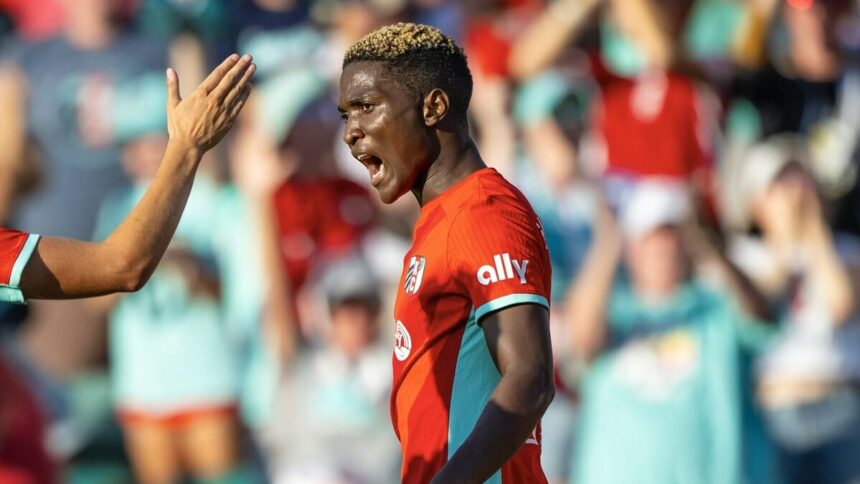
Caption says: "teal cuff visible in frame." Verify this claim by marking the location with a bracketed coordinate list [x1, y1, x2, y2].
[0, 234, 40, 305]
[475, 293, 549, 323]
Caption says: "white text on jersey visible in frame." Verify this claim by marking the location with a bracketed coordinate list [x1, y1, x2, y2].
[477, 253, 528, 286]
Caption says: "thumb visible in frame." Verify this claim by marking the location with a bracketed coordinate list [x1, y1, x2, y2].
[166, 67, 181, 109]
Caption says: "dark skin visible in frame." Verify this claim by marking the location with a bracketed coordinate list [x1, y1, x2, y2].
[338, 60, 554, 483]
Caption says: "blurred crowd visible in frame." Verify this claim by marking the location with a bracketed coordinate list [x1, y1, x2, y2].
[1, 0, 860, 483]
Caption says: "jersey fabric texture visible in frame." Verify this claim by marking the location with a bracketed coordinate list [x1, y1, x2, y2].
[392, 168, 551, 484]
[0, 228, 40, 304]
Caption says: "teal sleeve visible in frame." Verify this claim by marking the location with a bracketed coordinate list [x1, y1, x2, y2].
[474, 293, 549, 323]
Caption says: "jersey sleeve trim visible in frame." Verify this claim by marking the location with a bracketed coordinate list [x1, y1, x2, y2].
[0, 234, 40, 304]
[475, 293, 549, 323]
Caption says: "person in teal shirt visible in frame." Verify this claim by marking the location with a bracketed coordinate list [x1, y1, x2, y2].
[566, 181, 776, 484]
[91, 68, 259, 483]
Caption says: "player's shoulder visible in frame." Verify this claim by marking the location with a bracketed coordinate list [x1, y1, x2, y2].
[451, 169, 539, 225]
[446, 170, 545, 249]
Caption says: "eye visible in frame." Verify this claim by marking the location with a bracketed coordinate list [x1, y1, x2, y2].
[339, 111, 348, 123]
[361, 103, 374, 113]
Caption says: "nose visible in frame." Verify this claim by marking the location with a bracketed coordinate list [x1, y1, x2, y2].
[342, 116, 364, 147]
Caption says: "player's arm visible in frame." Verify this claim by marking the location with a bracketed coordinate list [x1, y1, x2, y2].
[18, 54, 255, 300]
[431, 304, 554, 484]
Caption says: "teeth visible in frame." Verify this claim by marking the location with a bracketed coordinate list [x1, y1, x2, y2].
[357, 154, 370, 162]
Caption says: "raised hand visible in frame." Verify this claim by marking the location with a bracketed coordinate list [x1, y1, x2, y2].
[166, 54, 256, 153]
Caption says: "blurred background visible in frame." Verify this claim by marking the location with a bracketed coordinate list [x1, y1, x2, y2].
[1, 0, 860, 483]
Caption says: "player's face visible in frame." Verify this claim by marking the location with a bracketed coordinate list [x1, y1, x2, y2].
[339, 61, 436, 204]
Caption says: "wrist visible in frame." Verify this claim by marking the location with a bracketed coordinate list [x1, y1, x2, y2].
[165, 138, 204, 165]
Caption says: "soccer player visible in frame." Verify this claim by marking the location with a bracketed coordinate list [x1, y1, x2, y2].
[338, 23, 554, 483]
[0, 54, 254, 305]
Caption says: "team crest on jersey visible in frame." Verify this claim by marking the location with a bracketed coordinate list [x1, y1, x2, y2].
[403, 256, 426, 295]
[394, 320, 412, 361]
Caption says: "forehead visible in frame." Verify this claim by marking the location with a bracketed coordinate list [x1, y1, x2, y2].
[631, 226, 682, 246]
[338, 61, 408, 105]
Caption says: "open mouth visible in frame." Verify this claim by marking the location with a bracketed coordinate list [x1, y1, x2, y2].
[356, 153, 386, 187]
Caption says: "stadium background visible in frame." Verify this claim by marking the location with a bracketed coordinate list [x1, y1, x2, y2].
[2, 0, 860, 483]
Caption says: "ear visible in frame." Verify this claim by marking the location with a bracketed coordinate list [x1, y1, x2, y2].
[422, 88, 450, 127]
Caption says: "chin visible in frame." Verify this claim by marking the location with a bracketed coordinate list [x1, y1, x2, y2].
[375, 186, 400, 204]
[375, 181, 410, 205]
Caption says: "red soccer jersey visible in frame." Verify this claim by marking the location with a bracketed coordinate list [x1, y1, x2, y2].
[392, 168, 551, 484]
[0, 228, 39, 304]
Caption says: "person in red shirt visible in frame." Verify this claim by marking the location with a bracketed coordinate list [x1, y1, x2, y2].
[338, 23, 554, 484]
[0, 53, 254, 484]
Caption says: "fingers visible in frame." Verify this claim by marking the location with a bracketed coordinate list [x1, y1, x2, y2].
[223, 62, 256, 107]
[227, 84, 253, 122]
[211, 54, 254, 102]
[166, 67, 181, 109]
[200, 54, 240, 94]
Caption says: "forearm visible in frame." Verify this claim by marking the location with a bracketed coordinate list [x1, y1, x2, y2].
[20, 141, 201, 298]
[104, 140, 201, 279]
[731, 1, 778, 69]
[471, 79, 516, 179]
[567, 244, 618, 362]
[806, 227, 855, 323]
[611, 0, 673, 69]
[253, 193, 297, 360]
[509, 0, 601, 80]
[433, 368, 554, 484]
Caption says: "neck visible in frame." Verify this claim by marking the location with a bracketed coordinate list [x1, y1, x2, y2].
[413, 130, 486, 207]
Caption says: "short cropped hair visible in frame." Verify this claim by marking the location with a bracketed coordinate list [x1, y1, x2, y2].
[343, 23, 473, 126]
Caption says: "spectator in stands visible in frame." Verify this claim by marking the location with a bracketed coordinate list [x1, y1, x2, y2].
[259, 256, 400, 484]
[730, 137, 860, 484]
[92, 85, 255, 484]
[729, 0, 860, 234]
[233, 69, 377, 340]
[510, 0, 719, 216]
[566, 180, 776, 484]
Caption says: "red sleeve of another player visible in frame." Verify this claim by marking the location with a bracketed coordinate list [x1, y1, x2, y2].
[447, 201, 551, 323]
[0, 228, 29, 285]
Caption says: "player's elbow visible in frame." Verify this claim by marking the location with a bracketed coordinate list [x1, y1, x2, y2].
[518, 364, 555, 419]
[110, 254, 152, 293]
[122, 269, 149, 292]
[533, 372, 555, 417]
